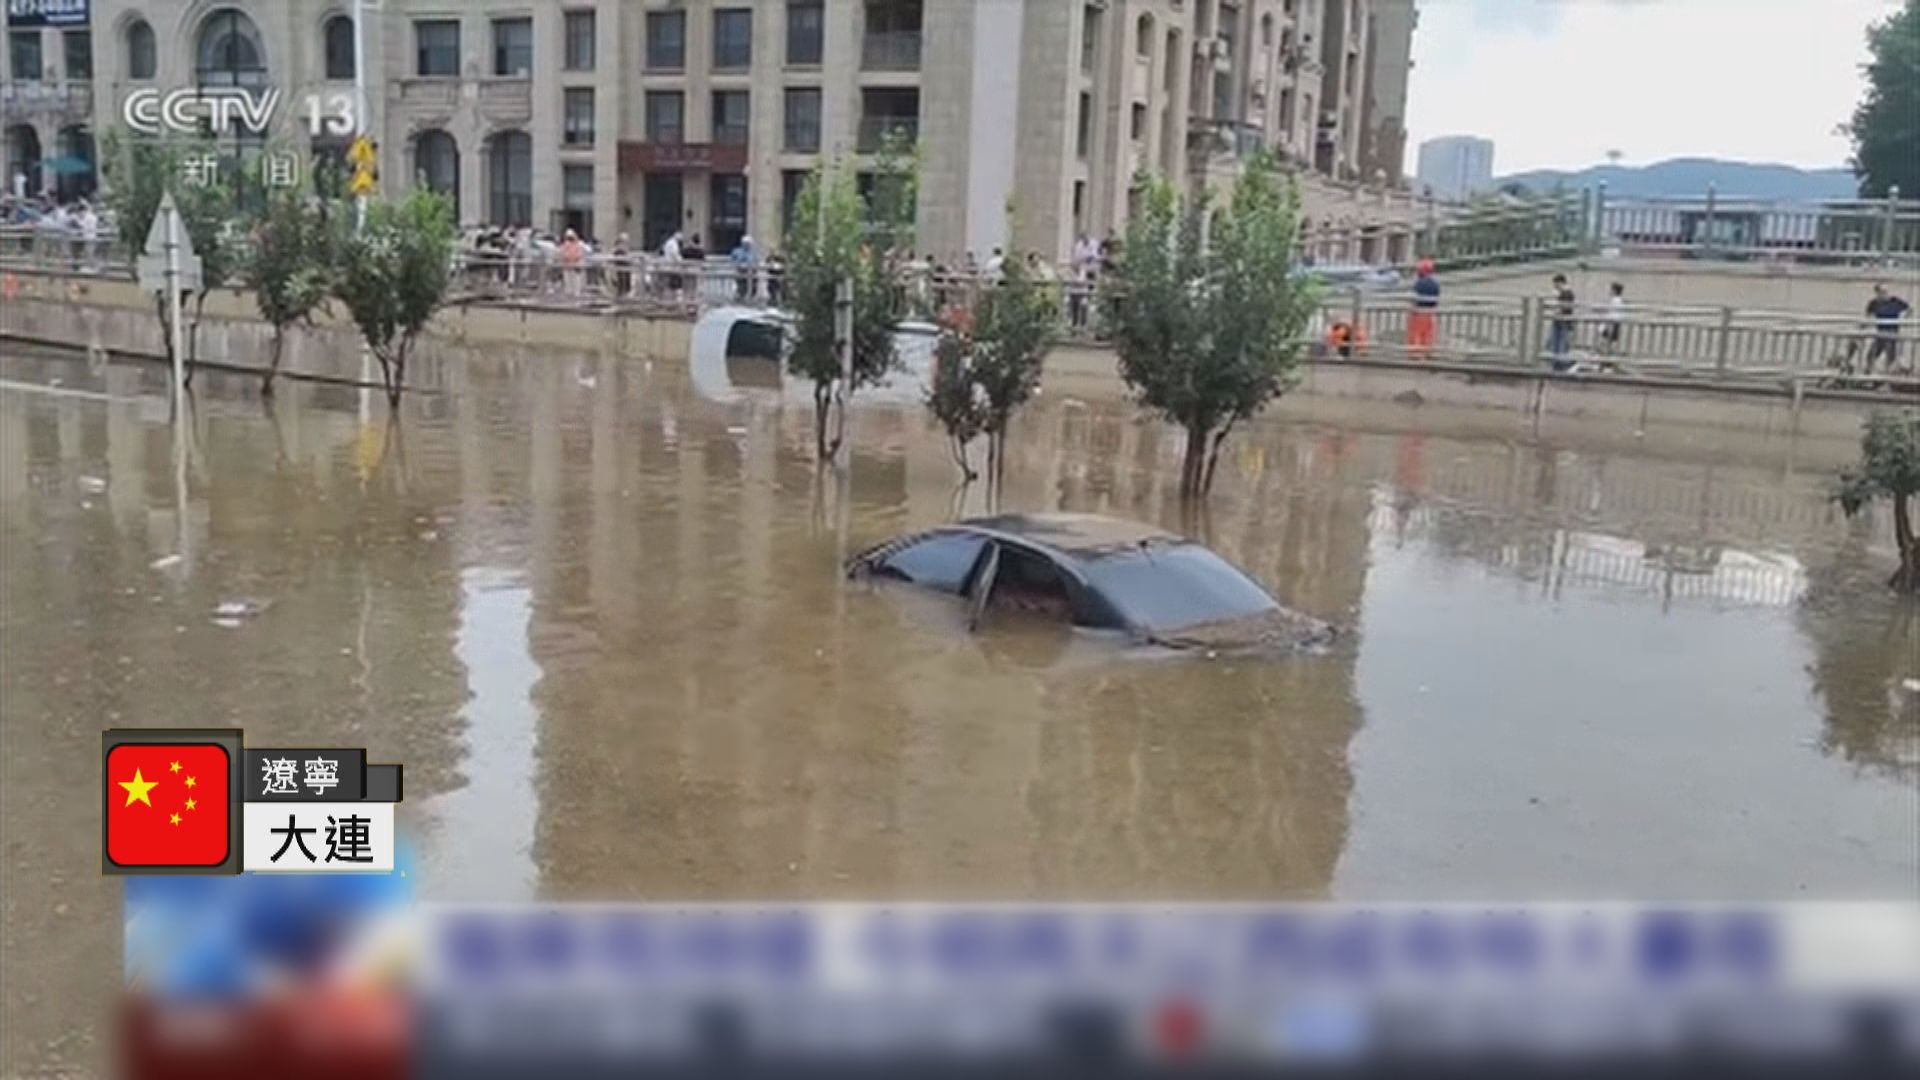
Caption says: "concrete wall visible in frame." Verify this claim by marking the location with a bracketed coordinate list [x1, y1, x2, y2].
[1449, 256, 1920, 318]
[0, 270, 1888, 447]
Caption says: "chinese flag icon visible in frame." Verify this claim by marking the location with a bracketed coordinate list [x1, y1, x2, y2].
[104, 739, 233, 872]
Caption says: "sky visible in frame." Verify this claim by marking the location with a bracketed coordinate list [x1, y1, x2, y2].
[1403, 0, 1899, 176]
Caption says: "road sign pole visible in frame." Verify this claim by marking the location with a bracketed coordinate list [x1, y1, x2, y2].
[166, 201, 185, 404]
[354, 0, 368, 231]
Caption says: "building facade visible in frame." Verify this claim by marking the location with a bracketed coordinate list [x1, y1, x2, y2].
[1415, 134, 1494, 201]
[3, 0, 1421, 261]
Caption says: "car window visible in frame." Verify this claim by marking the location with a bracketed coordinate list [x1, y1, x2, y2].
[1078, 544, 1277, 633]
[874, 532, 988, 594]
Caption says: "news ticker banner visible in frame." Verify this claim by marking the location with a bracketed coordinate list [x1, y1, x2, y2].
[102, 728, 403, 875]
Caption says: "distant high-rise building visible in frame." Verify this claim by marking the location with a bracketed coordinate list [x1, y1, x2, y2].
[1416, 135, 1495, 200]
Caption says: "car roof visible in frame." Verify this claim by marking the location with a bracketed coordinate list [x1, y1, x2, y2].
[951, 513, 1180, 560]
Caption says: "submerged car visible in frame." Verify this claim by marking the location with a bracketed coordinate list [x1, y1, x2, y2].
[848, 513, 1337, 653]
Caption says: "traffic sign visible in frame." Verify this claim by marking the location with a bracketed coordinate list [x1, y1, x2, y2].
[135, 192, 203, 295]
[347, 136, 376, 169]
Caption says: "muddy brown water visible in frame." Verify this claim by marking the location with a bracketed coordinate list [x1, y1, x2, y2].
[2, 345, 1916, 1075]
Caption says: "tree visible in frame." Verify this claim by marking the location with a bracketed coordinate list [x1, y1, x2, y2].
[964, 253, 1057, 486]
[1846, 0, 1920, 199]
[248, 191, 336, 396]
[926, 309, 989, 481]
[1104, 152, 1317, 497]
[1836, 410, 1920, 592]
[331, 190, 456, 406]
[782, 166, 902, 461]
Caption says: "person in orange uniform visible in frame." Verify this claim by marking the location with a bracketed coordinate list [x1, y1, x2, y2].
[1407, 258, 1440, 357]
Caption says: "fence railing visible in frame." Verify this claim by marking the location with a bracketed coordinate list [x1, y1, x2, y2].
[6, 225, 1915, 391]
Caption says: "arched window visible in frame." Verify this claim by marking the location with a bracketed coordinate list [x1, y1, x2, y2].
[324, 15, 355, 80]
[1136, 13, 1153, 58]
[126, 18, 156, 80]
[486, 130, 530, 227]
[196, 7, 267, 88]
[414, 129, 459, 215]
[6, 125, 42, 196]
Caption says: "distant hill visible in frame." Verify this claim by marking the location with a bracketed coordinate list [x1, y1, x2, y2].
[1492, 158, 1859, 201]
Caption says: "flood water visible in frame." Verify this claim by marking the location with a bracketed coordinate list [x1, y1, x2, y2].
[2, 343, 1917, 1073]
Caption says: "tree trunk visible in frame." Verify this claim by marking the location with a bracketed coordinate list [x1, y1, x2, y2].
[812, 382, 835, 462]
[1201, 418, 1237, 496]
[949, 435, 976, 481]
[1179, 423, 1208, 498]
[387, 337, 409, 408]
[1893, 492, 1920, 593]
[262, 326, 284, 397]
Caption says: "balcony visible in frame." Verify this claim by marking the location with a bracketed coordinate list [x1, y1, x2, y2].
[477, 77, 532, 125]
[1, 81, 93, 120]
[861, 31, 922, 71]
[394, 78, 458, 112]
[857, 116, 918, 153]
[1187, 118, 1265, 164]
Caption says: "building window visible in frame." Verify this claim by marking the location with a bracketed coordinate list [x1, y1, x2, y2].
[563, 10, 595, 71]
[415, 20, 459, 77]
[787, 1, 824, 66]
[862, 0, 923, 71]
[783, 88, 820, 153]
[645, 91, 683, 145]
[713, 8, 753, 70]
[564, 88, 595, 146]
[9, 30, 41, 81]
[645, 11, 685, 70]
[1076, 92, 1091, 158]
[1072, 180, 1086, 228]
[1081, 4, 1101, 74]
[323, 16, 354, 80]
[493, 17, 532, 77]
[62, 29, 89, 79]
[710, 174, 748, 252]
[781, 169, 809, 235]
[487, 130, 532, 226]
[712, 90, 750, 146]
[562, 164, 594, 239]
[858, 87, 918, 152]
[125, 19, 155, 80]
[196, 9, 267, 88]
[1130, 102, 1146, 142]
[1136, 14, 1153, 58]
[1164, 30, 1179, 91]
[414, 129, 459, 216]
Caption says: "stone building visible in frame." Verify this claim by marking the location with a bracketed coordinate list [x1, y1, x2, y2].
[3, 0, 1423, 261]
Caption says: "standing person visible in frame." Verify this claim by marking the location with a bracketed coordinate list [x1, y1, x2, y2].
[1547, 273, 1576, 370]
[610, 232, 632, 298]
[1864, 283, 1911, 373]
[74, 199, 98, 271]
[1600, 281, 1626, 356]
[1406, 258, 1439, 357]
[984, 246, 1006, 279]
[1070, 232, 1099, 331]
[730, 235, 758, 302]
[764, 250, 785, 306]
[557, 229, 585, 297]
[660, 229, 684, 297]
[682, 233, 707, 299]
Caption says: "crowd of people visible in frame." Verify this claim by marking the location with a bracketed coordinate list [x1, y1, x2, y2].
[1, 194, 107, 269]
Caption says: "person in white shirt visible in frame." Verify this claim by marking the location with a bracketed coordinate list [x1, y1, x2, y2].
[74, 201, 99, 270]
[1601, 281, 1626, 356]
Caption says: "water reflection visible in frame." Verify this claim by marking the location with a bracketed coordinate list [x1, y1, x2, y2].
[2, 343, 1916, 1074]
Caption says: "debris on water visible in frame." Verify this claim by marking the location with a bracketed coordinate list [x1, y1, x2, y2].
[213, 599, 268, 619]
[149, 554, 183, 571]
[1900, 677, 1920, 694]
[1528, 796, 1541, 805]
[80, 500, 92, 509]
[212, 617, 243, 629]
[726, 426, 748, 436]
[419, 530, 439, 541]
[577, 372, 598, 388]
[1392, 389, 1425, 407]
[78, 475, 107, 493]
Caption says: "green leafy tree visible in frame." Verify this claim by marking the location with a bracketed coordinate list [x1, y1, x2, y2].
[331, 190, 456, 406]
[1836, 410, 1920, 592]
[926, 311, 990, 481]
[1104, 152, 1317, 497]
[1847, 0, 1920, 198]
[966, 253, 1058, 485]
[248, 191, 336, 396]
[783, 166, 903, 461]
